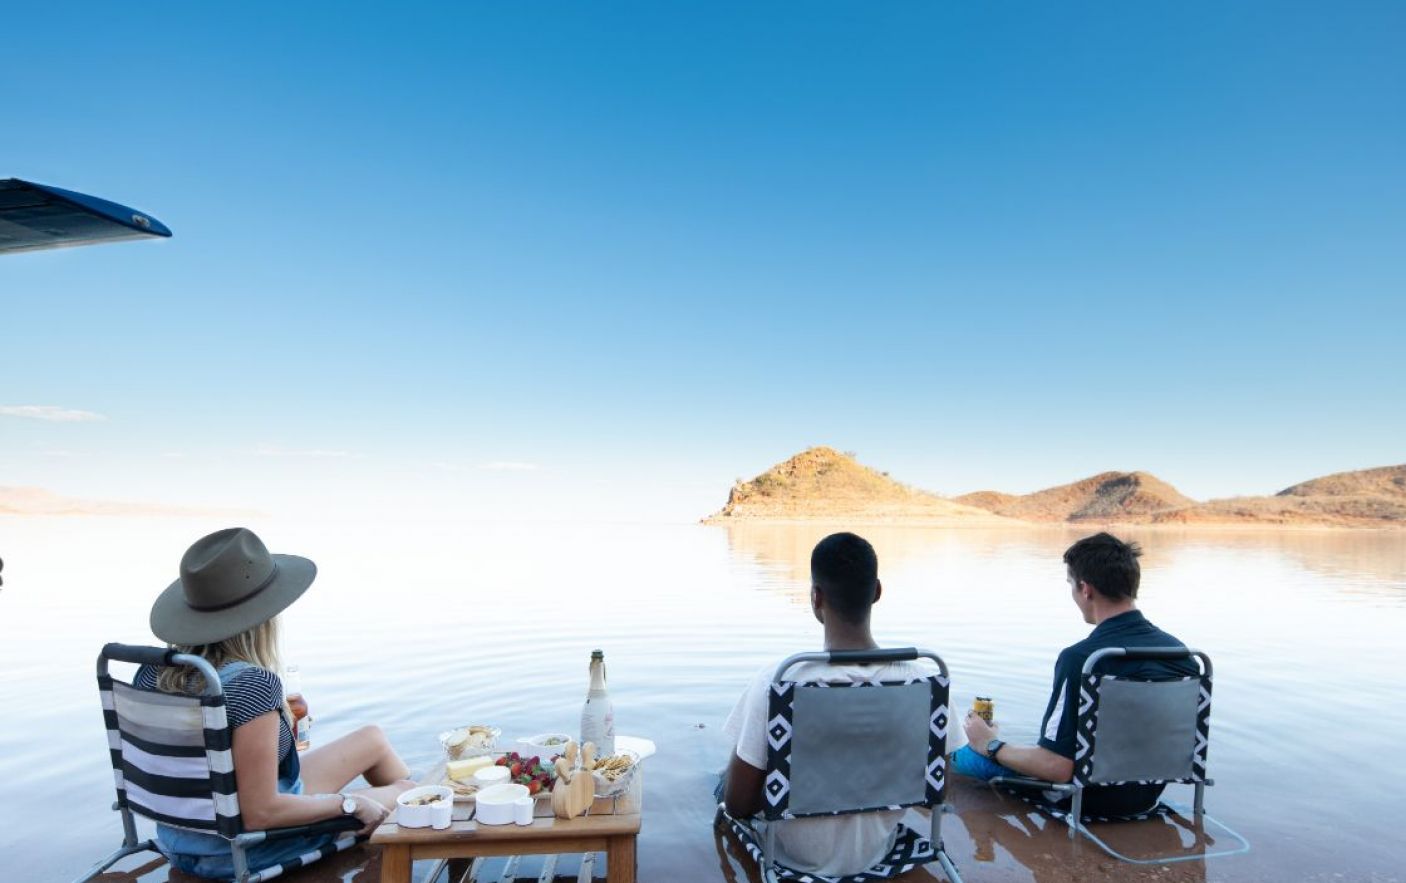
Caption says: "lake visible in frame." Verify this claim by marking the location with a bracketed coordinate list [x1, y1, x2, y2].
[2, 517, 1403, 882]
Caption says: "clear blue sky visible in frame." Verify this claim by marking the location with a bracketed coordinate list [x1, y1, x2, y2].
[2, 1, 1403, 521]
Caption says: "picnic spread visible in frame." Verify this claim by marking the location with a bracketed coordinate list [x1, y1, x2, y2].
[371, 726, 652, 883]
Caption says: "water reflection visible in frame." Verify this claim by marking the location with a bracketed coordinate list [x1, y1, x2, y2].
[949, 781, 1211, 883]
[720, 522, 1406, 603]
[86, 849, 381, 882]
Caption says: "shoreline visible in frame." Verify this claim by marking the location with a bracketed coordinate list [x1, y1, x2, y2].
[702, 516, 1405, 532]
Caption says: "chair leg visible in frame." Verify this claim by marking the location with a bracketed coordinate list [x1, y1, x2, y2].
[71, 842, 160, 883]
[936, 849, 964, 883]
[1068, 790, 1083, 840]
[231, 840, 252, 883]
[1194, 782, 1206, 818]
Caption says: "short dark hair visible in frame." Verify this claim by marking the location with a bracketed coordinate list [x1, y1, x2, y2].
[811, 532, 879, 623]
[1063, 532, 1142, 601]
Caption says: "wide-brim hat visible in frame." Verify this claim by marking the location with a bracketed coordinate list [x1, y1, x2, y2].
[150, 527, 316, 645]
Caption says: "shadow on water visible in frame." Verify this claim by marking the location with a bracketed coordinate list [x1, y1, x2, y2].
[946, 779, 1215, 883]
[89, 848, 381, 882]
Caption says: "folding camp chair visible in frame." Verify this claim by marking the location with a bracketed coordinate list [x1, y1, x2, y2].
[76, 644, 363, 883]
[990, 646, 1249, 864]
[718, 647, 964, 883]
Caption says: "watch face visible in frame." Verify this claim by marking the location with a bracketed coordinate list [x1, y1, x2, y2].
[342, 797, 357, 814]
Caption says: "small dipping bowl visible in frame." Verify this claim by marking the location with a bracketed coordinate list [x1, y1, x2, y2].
[513, 795, 535, 826]
[517, 732, 572, 758]
[395, 785, 454, 830]
[475, 783, 529, 826]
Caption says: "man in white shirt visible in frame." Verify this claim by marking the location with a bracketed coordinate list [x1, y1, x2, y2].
[721, 532, 937, 877]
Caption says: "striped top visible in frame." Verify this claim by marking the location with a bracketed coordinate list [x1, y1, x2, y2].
[136, 663, 294, 761]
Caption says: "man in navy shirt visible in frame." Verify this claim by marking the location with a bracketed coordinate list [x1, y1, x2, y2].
[955, 532, 1197, 817]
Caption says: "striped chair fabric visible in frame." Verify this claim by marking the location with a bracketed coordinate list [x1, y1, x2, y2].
[99, 674, 241, 835]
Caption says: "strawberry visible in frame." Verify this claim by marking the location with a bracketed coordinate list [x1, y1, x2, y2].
[510, 761, 524, 777]
[527, 780, 542, 795]
[495, 756, 508, 766]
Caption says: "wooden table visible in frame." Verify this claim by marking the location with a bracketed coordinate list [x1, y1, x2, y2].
[371, 764, 642, 883]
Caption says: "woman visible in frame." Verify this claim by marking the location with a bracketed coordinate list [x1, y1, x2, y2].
[141, 527, 415, 879]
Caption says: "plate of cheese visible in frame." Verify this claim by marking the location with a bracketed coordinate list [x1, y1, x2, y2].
[443, 753, 556, 803]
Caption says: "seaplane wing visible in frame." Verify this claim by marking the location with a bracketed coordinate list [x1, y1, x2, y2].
[0, 178, 171, 255]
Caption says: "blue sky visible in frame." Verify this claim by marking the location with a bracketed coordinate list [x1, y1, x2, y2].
[2, 1, 1403, 521]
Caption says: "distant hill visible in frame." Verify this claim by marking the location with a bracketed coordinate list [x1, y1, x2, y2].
[1276, 465, 1406, 500]
[1152, 494, 1406, 527]
[711, 452, 1406, 529]
[704, 447, 1014, 525]
[1152, 463, 1406, 527]
[955, 472, 1195, 522]
[0, 486, 251, 517]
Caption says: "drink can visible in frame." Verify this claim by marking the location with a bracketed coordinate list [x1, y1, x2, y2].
[973, 697, 994, 723]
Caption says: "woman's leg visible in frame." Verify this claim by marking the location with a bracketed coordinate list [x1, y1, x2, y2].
[300, 725, 414, 802]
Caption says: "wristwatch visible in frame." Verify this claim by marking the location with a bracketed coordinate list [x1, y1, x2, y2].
[339, 793, 357, 815]
[985, 738, 1006, 762]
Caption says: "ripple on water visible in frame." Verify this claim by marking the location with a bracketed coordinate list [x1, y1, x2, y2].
[3, 520, 1404, 881]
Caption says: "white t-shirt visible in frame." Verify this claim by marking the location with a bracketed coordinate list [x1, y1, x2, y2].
[723, 656, 938, 877]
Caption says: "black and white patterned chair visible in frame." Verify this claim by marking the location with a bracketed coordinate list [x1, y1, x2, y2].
[990, 646, 1249, 864]
[75, 644, 363, 883]
[719, 648, 964, 883]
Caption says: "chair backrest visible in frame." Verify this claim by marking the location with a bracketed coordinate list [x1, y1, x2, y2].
[762, 648, 949, 821]
[97, 644, 243, 838]
[1074, 647, 1212, 788]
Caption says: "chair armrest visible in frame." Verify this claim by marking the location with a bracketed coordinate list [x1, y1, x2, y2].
[256, 816, 363, 843]
[989, 775, 1075, 792]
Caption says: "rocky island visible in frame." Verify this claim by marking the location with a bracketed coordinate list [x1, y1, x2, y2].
[704, 447, 1015, 525]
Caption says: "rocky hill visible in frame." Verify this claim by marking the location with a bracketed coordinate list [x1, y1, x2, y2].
[1276, 464, 1406, 500]
[1151, 464, 1406, 527]
[704, 447, 1014, 524]
[955, 472, 1195, 522]
[1151, 494, 1406, 527]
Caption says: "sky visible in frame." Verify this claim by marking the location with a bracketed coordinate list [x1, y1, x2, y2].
[2, 1, 1403, 523]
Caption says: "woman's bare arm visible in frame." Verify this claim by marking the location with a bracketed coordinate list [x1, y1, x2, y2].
[232, 712, 345, 830]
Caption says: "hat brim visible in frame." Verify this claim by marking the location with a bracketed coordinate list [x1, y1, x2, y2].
[149, 554, 316, 646]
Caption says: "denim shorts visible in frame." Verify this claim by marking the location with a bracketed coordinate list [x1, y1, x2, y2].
[164, 831, 341, 880]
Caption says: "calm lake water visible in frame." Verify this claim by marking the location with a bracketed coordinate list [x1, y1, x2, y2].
[2, 517, 1404, 882]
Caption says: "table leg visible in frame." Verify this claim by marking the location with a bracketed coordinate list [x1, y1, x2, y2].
[606, 834, 637, 883]
[380, 844, 412, 883]
[446, 857, 473, 882]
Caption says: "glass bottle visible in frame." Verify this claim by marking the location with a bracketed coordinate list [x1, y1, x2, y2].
[579, 650, 615, 756]
[284, 664, 311, 751]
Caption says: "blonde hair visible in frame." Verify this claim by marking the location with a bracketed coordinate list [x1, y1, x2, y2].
[157, 616, 291, 720]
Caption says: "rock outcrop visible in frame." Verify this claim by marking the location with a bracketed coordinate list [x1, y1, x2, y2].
[956, 472, 1194, 522]
[704, 447, 1014, 524]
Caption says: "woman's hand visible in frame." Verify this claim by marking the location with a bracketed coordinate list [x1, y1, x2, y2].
[349, 793, 389, 834]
